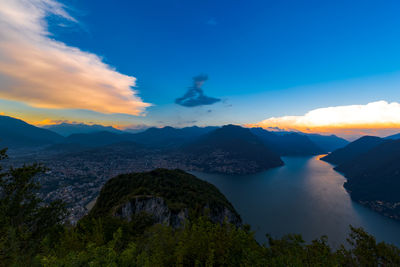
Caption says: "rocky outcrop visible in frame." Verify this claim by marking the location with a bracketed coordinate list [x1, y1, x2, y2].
[113, 195, 241, 228]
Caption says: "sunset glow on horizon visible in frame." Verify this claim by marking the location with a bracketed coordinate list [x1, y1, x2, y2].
[246, 101, 400, 139]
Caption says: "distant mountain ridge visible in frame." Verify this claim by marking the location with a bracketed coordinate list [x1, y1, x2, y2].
[250, 128, 325, 156]
[0, 115, 349, 154]
[257, 130, 349, 152]
[44, 122, 220, 143]
[61, 126, 218, 149]
[303, 133, 348, 152]
[0, 115, 352, 176]
[43, 123, 123, 136]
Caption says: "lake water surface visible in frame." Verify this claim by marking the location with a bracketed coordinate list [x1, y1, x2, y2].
[192, 155, 400, 247]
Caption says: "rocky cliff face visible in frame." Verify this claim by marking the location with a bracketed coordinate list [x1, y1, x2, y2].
[113, 195, 241, 228]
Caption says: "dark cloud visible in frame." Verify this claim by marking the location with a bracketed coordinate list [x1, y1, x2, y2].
[175, 74, 221, 107]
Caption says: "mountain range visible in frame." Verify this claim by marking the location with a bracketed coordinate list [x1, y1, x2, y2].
[43, 123, 123, 136]
[0, 115, 348, 154]
[0, 115, 350, 175]
[3, 114, 400, 219]
[250, 128, 325, 156]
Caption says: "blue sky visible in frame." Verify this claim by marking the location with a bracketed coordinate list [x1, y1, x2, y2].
[1, 0, 400, 135]
[57, 0, 400, 100]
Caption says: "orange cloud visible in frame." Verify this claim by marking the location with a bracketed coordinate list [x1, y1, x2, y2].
[34, 119, 77, 126]
[0, 0, 150, 115]
[246, 101, 400, 138]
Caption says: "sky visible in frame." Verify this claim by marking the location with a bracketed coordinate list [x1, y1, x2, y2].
[1, 0, 400, 138]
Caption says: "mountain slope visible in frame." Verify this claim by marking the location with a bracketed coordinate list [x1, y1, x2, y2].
[90, 169, 241, 227]
[385, 133, 400, 140]
[250, 128, 325, 156]
[0, 115, 64, 148]
[64, 131, 130, 147]
[182, 125, 283, 174]
[43, 123, 123, 136]
[61, 126, 217, 148]
[304, 133, 349, 152]
[58, 141, 146, 161]
[321, 136, 386, 165]
[129, 126, 218, 148]
[334, 140, 400, 220]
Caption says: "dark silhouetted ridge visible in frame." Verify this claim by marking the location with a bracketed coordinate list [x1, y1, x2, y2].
[304, 133, 349, 152]
[43, 123, 123, 136]
[321, 136, 386, 165]
[183, 125, 283, 173]
[250, 128, 325, 156]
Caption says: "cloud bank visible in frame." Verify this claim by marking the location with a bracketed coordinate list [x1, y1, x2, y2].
[175, 74, 221, 107]
[247, 101, 400, 138]
[0, 0, 150, 115]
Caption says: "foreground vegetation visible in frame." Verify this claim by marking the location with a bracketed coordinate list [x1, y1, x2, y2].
[1, 148, 400, 266]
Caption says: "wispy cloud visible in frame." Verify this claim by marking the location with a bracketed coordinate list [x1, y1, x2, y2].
[0, 0, 150, 115]
[247, 101, 400, 138]
[175, 74, 221, 107]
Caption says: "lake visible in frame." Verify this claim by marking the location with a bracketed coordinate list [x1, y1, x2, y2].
[192, 155, 400, 247]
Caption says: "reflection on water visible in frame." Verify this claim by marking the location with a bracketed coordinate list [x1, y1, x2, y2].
[192, 156, 400, 247]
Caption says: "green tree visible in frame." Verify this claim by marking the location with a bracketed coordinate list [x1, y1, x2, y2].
[336, 226, 400, 266]
[0, 148, 67, 266]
